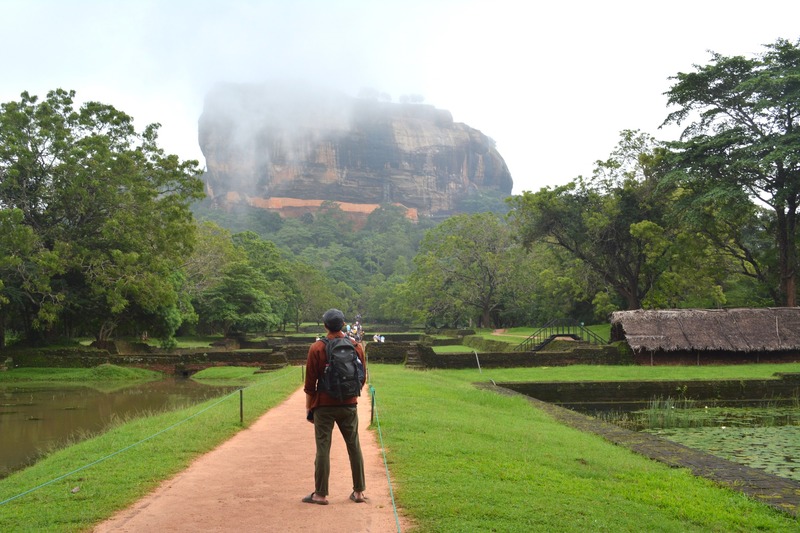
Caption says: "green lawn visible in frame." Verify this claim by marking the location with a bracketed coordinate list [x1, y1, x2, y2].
[431, 345, 475, 353]
[369, 363, 800, 532]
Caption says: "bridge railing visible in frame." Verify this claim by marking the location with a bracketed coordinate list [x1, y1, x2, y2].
[513, 319, 608, 352]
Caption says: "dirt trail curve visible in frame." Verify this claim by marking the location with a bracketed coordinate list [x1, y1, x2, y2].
[94, 387, 409, 533]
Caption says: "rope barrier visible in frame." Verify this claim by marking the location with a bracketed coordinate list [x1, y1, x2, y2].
[0, 367, 295, 507]
[369, 384, 402, 533]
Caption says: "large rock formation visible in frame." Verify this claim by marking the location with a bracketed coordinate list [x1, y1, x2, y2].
[198, 82, 513, 219]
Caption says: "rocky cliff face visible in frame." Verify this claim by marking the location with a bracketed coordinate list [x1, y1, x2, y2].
[198, 83, 513, 218]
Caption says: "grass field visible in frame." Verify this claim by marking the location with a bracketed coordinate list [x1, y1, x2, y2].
[2, 363, 799, 531]
[368, 363, 800, 532]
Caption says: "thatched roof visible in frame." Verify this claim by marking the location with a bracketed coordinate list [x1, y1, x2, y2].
[610, 308, 800, 353]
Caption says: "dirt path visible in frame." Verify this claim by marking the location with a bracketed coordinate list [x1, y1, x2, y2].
[94, 387, 409, 532]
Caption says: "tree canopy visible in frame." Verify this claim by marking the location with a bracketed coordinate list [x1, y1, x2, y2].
[509, 131, 677, 310]
[408, 212, 530, 328]
[0, 89, 203, 344]
[663, 38, 800, 306]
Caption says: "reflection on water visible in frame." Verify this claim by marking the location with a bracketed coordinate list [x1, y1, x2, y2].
[0, 379, 238, 478]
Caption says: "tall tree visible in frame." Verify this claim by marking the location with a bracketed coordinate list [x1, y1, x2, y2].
[289, 262, 338, 328]
[193, 261, 279, 336]
[409, 212, 519, 328]
[508, 131, 681, 310]
[232, 231, 300, 330]
[0, 89, 203, 342]
[182, 221, 241, 301]
[663, 38, 800, 306]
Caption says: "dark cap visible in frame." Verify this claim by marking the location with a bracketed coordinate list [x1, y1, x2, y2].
[322, 308, 345, 332]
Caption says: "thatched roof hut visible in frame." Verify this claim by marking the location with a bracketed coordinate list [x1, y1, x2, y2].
[610, 308, 800, 353]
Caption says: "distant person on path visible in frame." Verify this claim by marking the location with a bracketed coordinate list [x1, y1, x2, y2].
[303, 308, 368, 505]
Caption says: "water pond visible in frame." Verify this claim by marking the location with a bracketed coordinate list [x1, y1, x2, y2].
[648, 425, 800, 481]
[574, 401, 800, 482]
[0, 378, 239, 478]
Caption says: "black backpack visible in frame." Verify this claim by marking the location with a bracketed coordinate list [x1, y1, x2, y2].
[318, 337, 365, 401]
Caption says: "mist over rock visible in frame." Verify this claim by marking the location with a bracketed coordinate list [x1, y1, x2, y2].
[198, 82, 513, 219]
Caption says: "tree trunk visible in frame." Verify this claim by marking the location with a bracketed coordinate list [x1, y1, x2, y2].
[97, 319, 117, 342]
[481, 308, 493, 329]
[615, 275, 642, 310]
[775, 207, 797, 307]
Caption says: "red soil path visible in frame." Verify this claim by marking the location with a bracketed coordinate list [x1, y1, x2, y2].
[93, 387, 410, 532]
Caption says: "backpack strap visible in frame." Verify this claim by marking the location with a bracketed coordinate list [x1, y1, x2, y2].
[320, 338, 332, 364]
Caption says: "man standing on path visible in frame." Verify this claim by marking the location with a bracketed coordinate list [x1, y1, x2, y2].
[303, 308, 368, 505]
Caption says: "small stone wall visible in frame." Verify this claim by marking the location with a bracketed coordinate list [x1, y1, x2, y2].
[284, 341, 414, 365]
[418, 344, 631, 369]
[501, 372, 800, 402]
[281, 344, 312, 364]
[364, 342, 406, 364]
[5, 347, 287, 374]
[372, 333, 424, 342]
[633, 350, 800, 365]
[3, 346, 111, 368]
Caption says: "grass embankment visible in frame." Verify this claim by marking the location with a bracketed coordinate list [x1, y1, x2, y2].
[431, 345, 475, 354]
[0, 364, 162, 383]
[368, 363, 800, 532]
[76, 335, 225, 348]
[0, 366, 301, 532]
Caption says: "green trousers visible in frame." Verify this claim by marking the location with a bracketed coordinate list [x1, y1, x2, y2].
[313, 405, 366, 496]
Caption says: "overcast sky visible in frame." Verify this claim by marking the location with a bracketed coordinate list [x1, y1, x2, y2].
[2, 0, 799, 195]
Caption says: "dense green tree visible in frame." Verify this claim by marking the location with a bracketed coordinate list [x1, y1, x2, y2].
[188, 228, 308, 335]
[359, 266, 418, 325]
[0, 209, 63, 346]
[182, 221, 241, 301]
[0, 89, 203, 343]
[509, 131, 689, 311]
[308, 201, 356, 248]
[510, 243, 602, 324]
[271, 217, 316, 255]
[358, 204, 420, 277]
[663, 38, 800, 305]
[454, 189, 511, 216]
[193, 261, 279, 336]
[232, 231, 300, 330]
[289, 262, 339, 327]
[409, 212, 520, 328]
[191, 198, 431, 326]
[666, 181, 778, 306]
[191, 200, 284, 237]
